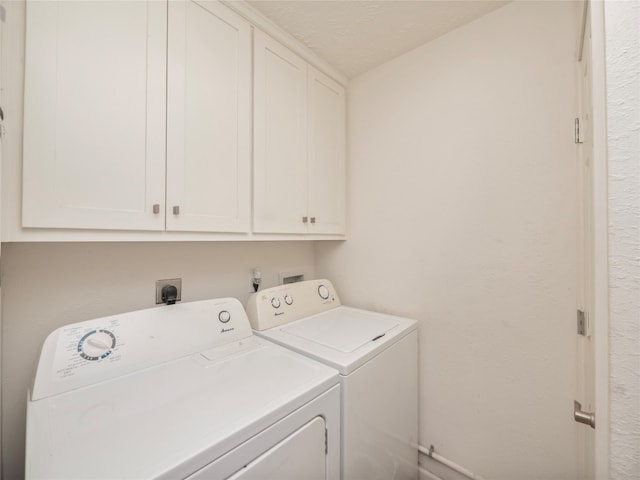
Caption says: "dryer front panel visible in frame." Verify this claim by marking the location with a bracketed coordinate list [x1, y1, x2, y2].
[227, 417, 326, 480]
[184, 385, 341, 480]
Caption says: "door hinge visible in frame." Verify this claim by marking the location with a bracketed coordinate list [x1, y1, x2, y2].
[574, 117, 584, 144]
[0, 106, 5, 139]
[325, 428, 328, 454]
[577, 309, 587, 336]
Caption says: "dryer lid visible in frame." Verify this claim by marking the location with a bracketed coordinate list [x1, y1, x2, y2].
[282, 308, 400, 353]
[26, 338, 339, 479]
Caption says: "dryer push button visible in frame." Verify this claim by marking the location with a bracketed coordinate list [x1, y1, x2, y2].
[318, 285, 330, 300]
[218, 311, 231, 323]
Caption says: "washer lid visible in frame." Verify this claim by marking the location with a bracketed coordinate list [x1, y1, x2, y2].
[282, 308, 399, 353]
[255, 306, 417, 375]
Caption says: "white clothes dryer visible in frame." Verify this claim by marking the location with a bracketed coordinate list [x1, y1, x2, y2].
[26, 298, 341, 479]
[246, 280, 418, 480]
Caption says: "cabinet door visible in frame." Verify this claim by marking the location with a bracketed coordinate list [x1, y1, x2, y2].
[307, 67, 346, 234]
[253, 30, 308, 234]
[166, 0, 251, 233]
[22, 1, 167, 230]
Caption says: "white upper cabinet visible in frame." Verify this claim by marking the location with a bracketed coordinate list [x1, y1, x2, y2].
[166, 0, 251, 233]
[253, 31, 346, 235]
[22, 1, 167, 231]
[22, 0, 251, 234]
[307, 67, 346, 235]
[19, 0, 345, 240]
[253, 30, 309, 234]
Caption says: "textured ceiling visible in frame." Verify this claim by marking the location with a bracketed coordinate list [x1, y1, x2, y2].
[246, 0, 510, 78]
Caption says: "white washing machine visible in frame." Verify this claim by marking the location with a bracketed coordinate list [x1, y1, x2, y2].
[246, 279, 418, 480]
[26, 298, 341, 479]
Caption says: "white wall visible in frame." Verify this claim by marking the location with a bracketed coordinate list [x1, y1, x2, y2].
[0, 241, 315, 479]
[316, 2, 579, 479]
[604, 1, 640, 477]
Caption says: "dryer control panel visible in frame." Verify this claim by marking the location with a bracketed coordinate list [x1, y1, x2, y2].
[246, 279, 341, 331]
[31, 298, 252, 401]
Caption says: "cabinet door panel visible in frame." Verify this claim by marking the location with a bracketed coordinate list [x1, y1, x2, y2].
[308, 67, 346, 234]
[166, 0, 251, 232]
[253, 30, 308, 234]
[22, 0, 166, 230]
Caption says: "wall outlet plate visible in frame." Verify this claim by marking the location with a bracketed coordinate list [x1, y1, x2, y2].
[155, 278, 182, 304]
[279, 271, 305, 285]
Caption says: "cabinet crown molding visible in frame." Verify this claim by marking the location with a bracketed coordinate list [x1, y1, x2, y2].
[219, 0, 350, 87]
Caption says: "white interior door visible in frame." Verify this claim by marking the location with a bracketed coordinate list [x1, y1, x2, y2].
[576, 5, 596, 478]
[0, 2, 3, 475]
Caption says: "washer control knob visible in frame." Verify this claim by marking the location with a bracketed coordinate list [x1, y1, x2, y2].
[284, 294, 293, 305]
[271, 297, 281, 308]
[318, 285, 330, 300]
[218, 310, 231, 323]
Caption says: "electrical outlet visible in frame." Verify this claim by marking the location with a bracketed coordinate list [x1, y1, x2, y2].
[252, 267, 262, 292]
[249, 274, 260, 293]
[155, 278, 182, 304]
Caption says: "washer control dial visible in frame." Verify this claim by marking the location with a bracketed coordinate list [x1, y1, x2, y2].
[284, 294, 293, 305]
[318, 285, 330, 300]
[77, 329, 116, 361]
[218, 310, 231, 323]
[271, 297, 281, 308]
